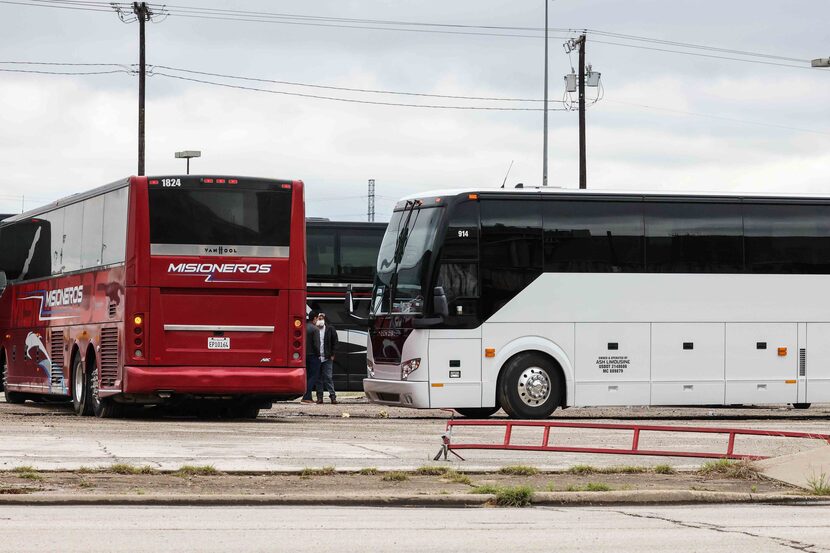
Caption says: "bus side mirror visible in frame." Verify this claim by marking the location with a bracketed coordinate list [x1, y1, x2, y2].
[433, 286, 449, 318]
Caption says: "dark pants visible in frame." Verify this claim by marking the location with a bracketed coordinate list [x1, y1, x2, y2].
[303, 357, 321, 401]
[317, 359, 336, 399]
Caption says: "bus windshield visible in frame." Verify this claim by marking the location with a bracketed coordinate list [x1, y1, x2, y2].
[149, 185, 292, 257]
[373, 204, 444, 315]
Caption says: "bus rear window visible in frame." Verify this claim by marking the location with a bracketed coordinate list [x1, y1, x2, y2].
[149, 187, 291, 256]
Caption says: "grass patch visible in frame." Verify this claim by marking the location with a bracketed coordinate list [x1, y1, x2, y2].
[471, 484, 502, 495]
[807, 472, 830, 496]
[653, 464, 676, 475]
[11, 466, 36, 473]
[498, 465, 539, 476]
[699, 459, 759, 480]
[12, 467, 43, 482]
[415, 466, 449, 476]
[0, 487, 36, 495]
[109, 463, 158, 475]
[358, 467, 378, 476]
[494, 485, 533, 507]
[175, 465, 220, 477]
[566, 464, 596, 475]
[444, 470, 472, 485]
[381, 471, 409, 482]
[76, 466, 97, 474]
[566, 482, 612, 492]
[78, 479, 96, 489]
[299, 466, 336, 478]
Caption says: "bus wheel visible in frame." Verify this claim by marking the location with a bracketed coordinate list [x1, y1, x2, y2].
[71, 355, 93, 416]
[224, 402, 261, 420]
[793, 403, 812, 410]
[86, 358, 123, 419]
[455, 407, 500, 419]
[1, 354, 26, 404]
[497, 353, 561, 420]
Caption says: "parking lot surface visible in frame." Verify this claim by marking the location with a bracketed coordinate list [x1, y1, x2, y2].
[1, 395, 828, 471]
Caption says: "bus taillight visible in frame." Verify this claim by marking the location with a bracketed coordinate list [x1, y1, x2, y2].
[292, 317, 303, 360]
[132, 314, 145, 359]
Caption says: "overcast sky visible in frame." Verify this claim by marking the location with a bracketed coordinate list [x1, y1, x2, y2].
[0, 0, 827, 220]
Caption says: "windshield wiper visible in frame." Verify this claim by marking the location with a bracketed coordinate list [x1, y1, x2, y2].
[383, 200, 421, 324]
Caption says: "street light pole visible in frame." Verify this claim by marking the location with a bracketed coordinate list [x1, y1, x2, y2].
[175, 151, 202, 174]
[542, 0, 549, 187]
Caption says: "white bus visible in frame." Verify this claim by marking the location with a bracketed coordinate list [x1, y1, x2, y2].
[356, 187, 830, 419]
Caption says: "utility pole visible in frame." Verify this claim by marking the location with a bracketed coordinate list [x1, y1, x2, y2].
[542, 0, 549, 187]
[368, 179, 376, 222]
[133, 2, 152, 176]
[575, 33, 587, 190]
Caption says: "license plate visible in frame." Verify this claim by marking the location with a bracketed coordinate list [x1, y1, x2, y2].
[208, 337, 230, 350]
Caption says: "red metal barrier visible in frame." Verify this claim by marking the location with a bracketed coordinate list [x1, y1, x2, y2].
[436, 419, 830, 461]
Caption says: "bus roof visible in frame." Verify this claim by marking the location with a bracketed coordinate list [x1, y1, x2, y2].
[396, 186, 830, 206]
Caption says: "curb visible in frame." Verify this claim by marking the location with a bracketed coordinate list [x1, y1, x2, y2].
[0, 491, 825, 507]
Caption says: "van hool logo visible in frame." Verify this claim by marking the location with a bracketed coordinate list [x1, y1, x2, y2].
[20, 285, 85, 321]
[203, 246, 238, 255]
[168, 263, 272, 283]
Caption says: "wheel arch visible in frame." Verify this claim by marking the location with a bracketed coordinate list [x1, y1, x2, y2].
[490, 337, 574, 407]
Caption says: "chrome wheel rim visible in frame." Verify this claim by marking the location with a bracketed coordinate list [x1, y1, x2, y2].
[73, 363, 83, 401]
[517, 366, 551, 407]
[1, 357, 7, 391]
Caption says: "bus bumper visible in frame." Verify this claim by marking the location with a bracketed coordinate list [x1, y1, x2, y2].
[123, 365, 306, 395]
[363, 378, 430, 408]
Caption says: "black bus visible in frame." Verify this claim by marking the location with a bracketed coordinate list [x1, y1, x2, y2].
[307, 219, 386, 390]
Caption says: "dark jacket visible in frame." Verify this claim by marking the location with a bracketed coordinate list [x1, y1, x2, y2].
[308, 323, 338, 360]
[306, 322, 318, 357]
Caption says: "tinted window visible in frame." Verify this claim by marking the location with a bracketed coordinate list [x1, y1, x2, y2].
[307, 227, 336, 278]
[102, 187, 128, 265]
[442, 200, 479, 261]
[0, 219, 50, 280]
[60, 202, 83, 273]
[339, 229, 384, 279]
[33, 209, 63, 278]
[149, 188, 291, 246]
[543, 200, 643, 272]
[744, 203, 830, 273]
[80, 196, 104, 269]
[480, 199, 543, 317]
[645, 202, 743, 273]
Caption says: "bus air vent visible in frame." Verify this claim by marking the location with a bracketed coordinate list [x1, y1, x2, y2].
[100, 328, 119, 388]
[108, 301, 117, 319]
[50, 330, 65, 386]
[799, 348, 806, 377]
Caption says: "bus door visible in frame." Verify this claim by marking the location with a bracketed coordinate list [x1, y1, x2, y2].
[428, 199, 482, 408]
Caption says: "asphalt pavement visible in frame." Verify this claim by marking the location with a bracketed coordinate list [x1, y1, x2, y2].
[0, 504, 828, 553]
[1, 395, 829, 471]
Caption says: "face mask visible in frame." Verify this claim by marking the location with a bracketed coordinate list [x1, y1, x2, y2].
[316, 320, 325, 328]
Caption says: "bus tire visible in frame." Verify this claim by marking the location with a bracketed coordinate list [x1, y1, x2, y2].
[2, 353, 26, 405]
[793, 403, 812, 410]
[71, 354, 93, 416]
[497, 352, 561, 420]
[455, 407, 500, 419]
[224, 402, 261, 420]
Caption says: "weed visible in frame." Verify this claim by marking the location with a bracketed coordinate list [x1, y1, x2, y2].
[175, 465, 220, 477]
[807, 472, 830, 496]
[545, 482, 557, 492]
[444, 470, 472, 485]
[382, 471, 409, 482]
[15, 468, 43, 482]
[77, 466, 97, 474]
[415, 466, 449, 476]
[609, 466, 649, 474]
[653, 464, 676, 475]
[750, 485, 758, 493]
[11, 466, 35, 473]
[299, 466, 336, 478]
[109, 463, 158, 475]
[699, 459, 759, 480]
[565, 482, 612, 492]
[499, 465, 539, 476]
[494, 486, 534, 507]
[376, 410, 389, 419]
[358, 467, 378, 476]
[78, 479, 95, 489]
[471, 484, 501, 495]
[566, 464, 596, 475]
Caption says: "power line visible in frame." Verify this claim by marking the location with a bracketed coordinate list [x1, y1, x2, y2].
[152, 71, 560, 111]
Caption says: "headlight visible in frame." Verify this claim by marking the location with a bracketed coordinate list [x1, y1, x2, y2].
[367, 359, 375, 378]
[400, 358, 421, 380]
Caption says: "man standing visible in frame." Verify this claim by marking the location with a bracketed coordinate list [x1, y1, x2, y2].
[315, 312, 339, 404]
[301, 310, 321, 404]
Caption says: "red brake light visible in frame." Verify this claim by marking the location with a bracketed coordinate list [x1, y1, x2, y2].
[149, 179, 159, 185]
[216, 178, 226, 184]
[228, 179, 238, 184]
[280, 184, 291, 189]
[203, 178, 214, 184]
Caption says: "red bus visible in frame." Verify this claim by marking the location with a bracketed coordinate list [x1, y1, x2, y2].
[0, 175, 307, 418]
